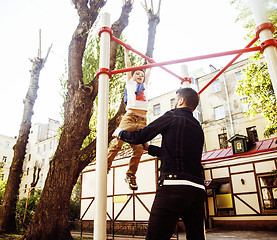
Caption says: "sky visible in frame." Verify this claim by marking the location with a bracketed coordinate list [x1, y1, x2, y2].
[0, 0, 254, 137]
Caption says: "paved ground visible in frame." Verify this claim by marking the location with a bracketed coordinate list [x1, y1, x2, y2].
[72, 229, 277, 239]
[205, 229, 277, 240]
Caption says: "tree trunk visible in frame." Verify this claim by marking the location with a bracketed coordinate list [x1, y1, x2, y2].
[145, 14, 159, 59]
[0, 53, 49, 233]
[21, 1, 133, 239]
[30, 166, 41, 196]
[144, 0, 161, 61]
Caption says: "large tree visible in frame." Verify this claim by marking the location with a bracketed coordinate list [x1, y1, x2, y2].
[21, 0, 162, 239]
[0, 37, 51, 232]
[21, 1, 134, 239]
[231, 0, 277, 137]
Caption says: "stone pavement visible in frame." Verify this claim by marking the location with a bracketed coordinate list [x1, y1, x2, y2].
[205, 229, 277, 240]
[72, 229, 277, 239]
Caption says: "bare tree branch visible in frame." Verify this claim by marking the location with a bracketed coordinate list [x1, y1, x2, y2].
[42, 44, 53, 67]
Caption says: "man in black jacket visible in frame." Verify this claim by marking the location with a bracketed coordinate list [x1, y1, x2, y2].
[113, 87, 205, 240]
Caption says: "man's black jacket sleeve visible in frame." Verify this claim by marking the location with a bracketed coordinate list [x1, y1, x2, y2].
[148, 145, 161, 157]
[118, 111, 172, 146]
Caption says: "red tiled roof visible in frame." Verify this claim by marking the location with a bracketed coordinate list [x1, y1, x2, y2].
[114, 138, 277, 163]
[201, 137, 277, 163]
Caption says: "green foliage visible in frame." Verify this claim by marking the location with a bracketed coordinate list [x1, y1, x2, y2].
[0, 179, 7, 209]
[237, 53, 277, 137]
[69, 198, 80, 222]
[69, 180, 81, 221]
[231, 0, 277, 38]
[0, 233, 23, 239]
[232, 0, 277, 137]
[73, 237, 92, 240]
[81, 33, 143, 148]
[59, 26, 143, 149]
[15, 182, 82, 229]
[16, 190, 41, 230]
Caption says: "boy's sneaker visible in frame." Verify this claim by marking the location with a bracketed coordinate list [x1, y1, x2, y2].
[125, 175, 138, 190]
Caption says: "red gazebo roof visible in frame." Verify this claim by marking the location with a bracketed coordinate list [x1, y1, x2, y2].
[201, 137, 277, 164]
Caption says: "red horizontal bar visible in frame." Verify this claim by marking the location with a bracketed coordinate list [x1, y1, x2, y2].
[198, 37, 259, 95]
[111, 45, 261, 75]
[111, 36, 186, 82]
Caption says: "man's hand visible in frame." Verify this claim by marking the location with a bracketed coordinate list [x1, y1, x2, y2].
[112, 128, 123, 138]
[143, 142, 149, 151]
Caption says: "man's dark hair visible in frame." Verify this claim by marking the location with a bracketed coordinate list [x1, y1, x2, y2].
[176, 87, 199, 111]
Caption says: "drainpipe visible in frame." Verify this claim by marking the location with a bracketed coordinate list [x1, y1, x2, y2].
[222, 72, 235, 136]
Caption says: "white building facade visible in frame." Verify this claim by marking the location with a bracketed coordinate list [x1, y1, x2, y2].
[80, 58, 277, 233]
[19, 119, 60, 198]
[148, 59, 277, 151]
[0, 134, 17, 181]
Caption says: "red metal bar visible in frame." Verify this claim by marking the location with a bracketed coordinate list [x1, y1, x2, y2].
[96, 68, 112, 79]
[111, 36, 188, 82]
[100, 25, 269, 89]
[260, 39, 277, 54]
[111, 45, 261, 75]
[198, 37, 259, 95]
[255, 22, 275, 38]
[98, 26, 113, 38]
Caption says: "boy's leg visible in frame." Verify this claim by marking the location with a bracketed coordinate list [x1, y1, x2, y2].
[107, 112, 133, 172]
[112, 112, 146, 189]
[126, 115, 146, 176]
[118, 112, 137, 130]
[125, 115, 146, 190]
[107, 138, 123, 172]
[127, 143, 144, 176]
[125, 143, 144, 190]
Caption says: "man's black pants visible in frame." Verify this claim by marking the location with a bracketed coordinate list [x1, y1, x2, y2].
[146, 185, 205, 240]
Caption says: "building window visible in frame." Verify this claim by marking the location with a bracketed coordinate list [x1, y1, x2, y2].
[211, 79, 221, 93]
[190, 76, 195, 84]
[258, 172, 277, 212]
[2, 156, 7, 163]
[49, 141, 53, 149]
[4, 141, 9, 148]
[42, 159, 45, 167]
[24, 184, 27, 193]
[40, 173, 44, 184]
[207, 178, 234, 217]
[235, 72, 243, 81]
[28, 154, 31, 161]
[153, 104, 161, 116]
[27, 168, 29, 176]
[1, 174, 4, 181]
[170, 98, 175, 109]
[246, 126, 258, 142]
[214, 106, 225, 120]
[218, 133, 228, 149]
[240, 98, 249, 113]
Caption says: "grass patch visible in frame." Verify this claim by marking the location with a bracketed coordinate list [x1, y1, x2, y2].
[73, 237, 92, 240]
[0, 233, 23, 239]
[0, 233, 92, 240]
